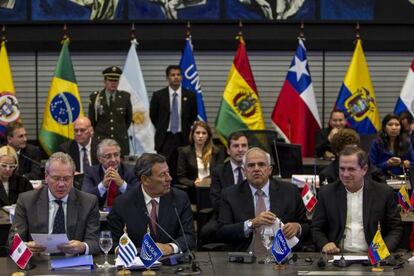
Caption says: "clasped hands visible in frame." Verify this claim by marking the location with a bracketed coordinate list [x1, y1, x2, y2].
[102, 167, 124, 188]
[251, 211, 301, 239]
[27, 240, 86, 255]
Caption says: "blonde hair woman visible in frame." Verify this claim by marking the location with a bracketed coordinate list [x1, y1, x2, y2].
[0, 145, 32, 206]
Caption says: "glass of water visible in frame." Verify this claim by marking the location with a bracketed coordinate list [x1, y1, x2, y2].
[261, 224, 276, 264]
[98, 231, 114, 269]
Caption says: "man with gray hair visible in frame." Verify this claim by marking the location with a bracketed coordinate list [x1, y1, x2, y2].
[9, 152, 100, 255]
[107, 153, 195, 255]
[82, 138, 138, 208]
[217, 147, 308, 255]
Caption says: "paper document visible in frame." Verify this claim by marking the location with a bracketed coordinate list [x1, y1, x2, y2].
[269, 218, 299, 248]
[115, 256, 161, 269]
[328, 255, 369, 263]
[31, 233, 69, 253]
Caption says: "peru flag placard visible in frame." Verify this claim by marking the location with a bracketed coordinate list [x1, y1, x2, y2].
[9, 233, 32, 269]
[301, 183, 317, 212]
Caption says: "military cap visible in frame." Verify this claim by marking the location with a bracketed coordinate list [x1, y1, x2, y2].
[102, 66, 122, 81]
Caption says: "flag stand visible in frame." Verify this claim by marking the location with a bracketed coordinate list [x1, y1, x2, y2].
[371, 262, 384, 272]
[117, 266, 131, 275]
[11, 272, 25, 276]
[142, 268, 156, 275]
[272, 264, 286, 271]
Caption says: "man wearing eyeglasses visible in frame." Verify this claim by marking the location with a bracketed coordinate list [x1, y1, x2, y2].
[82, 139, 138, 208]
[217, 147, 309, 255]
[58, 117, 99, 174]
[9, 152, 100, 255]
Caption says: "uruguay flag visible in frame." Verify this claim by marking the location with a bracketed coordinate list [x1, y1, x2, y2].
[179, 37, 207, 121]
[271, 39, 321, 157]
[334, 39, 381, 134]
[394, 60, 414, 116]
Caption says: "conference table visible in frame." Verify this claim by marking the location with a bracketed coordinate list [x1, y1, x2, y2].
[1, 252, 414, 275]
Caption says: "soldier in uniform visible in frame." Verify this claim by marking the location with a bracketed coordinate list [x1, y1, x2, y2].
[88, 66, 132, 157]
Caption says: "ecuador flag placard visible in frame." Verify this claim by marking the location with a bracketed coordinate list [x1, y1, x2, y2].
[39, 38, 83, 155]
[215, 36, 265, 145]
[368, 229, 390, 265]
[335, 39, 381, 135]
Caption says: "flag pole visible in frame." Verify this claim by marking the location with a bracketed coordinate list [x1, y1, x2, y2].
[298, 21, 305, 42]
[1, 25, 6, 42]
[128, 23, 138, 156]
[186, 21, 191, 39]
[118, 224, 132, 275]
[354, 22, 360, 44]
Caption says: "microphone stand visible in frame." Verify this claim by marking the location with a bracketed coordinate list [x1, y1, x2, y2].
[334, 235, 348, 268]
[272, 139, 282, 178]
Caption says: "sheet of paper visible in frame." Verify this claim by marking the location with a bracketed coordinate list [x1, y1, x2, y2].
[115, 256, 161, 268]
[274, 217, 300, 248]
[328, 255, 369, 263]
[31, 233, 69, 253]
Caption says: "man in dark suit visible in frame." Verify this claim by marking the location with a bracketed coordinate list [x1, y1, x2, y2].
[107, 153, 195, 255]
[315, 110, 347, 159]
[6, 122, 42, 180]
[88, 66, 132, 157]
[58, 116, 99, 174]
[312, 146, 403, 253]
[9, 152, 100, 255]
[150, 65, 198, 181]
[82, 138, 138, 208]
[217, 147, 308, 254]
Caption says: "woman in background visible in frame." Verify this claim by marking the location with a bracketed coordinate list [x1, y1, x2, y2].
[177, 121, 225, 189]
[369, 113, 414, 176]
[0, 145, 32, 206]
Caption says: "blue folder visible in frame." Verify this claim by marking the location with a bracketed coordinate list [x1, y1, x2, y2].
[50, 255, 94, 270]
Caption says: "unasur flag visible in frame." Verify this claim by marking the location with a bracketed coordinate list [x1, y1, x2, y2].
[139, 233, 162, 269]
[39, 38, 84, 155]
[215, 36, 265, 145]
[368, 228, 390, 265]
[271, 39, 321, 157]
[179, 37, 207, 121]
[0, 40, 21, 139]
[394, 60, 414, 116]
[271, 228, 292, 264]
[334, 39, 381, 135]
[118, 39, 155, 155]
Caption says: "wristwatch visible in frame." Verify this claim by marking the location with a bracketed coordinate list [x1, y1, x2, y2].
[247, 219, 254, 230]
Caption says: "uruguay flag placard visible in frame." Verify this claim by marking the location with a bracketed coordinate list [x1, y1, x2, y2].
[271, 229, 291, 264]
[139, 233, 163, 269]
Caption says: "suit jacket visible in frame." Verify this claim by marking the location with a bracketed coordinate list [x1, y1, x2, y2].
[0, 174, 33, 207]
[16, 144, 42, 180]
[9, 186, 100, 255]
[107, 185, 195, 252]
[176, 145, 225, 187]
[210, 161, 236, 211]
[88, 89, 132, 156]
[217, 179, 309, 251]
[149, 87, 197, 152]
[315, 127, 332, 158]
[81, 163, 139, 207]
[58, 138, 99, 172]
[311, 179, 403, 252]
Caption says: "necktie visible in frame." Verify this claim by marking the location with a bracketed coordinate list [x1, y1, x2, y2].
[236, 167, 243, 185]
[253, 189, 267, 256]
[107, 180, 118, 207]
[82, 147, 90, 173]
[150, 199, 158, 235]
[170, 92, 179, 134]
[109, 94, 114, 107]
[53, 200, 65, 234]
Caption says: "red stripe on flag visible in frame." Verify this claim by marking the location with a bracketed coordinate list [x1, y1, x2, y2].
[232, 39, 258, 94]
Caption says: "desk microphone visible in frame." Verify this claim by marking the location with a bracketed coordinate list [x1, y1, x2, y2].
[317, 251, 327, 268]
[172, 196, 201, 275]
[334, 235, 348, 268]
[19, 152, 42, 168]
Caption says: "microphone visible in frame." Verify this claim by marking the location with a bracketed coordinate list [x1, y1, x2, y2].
[317, 251, 327, 268]
[143, 209, 183, 254]
[333, 235, 348, 268]
[19, 152, 42, 168]
[172, 195, 201, 275]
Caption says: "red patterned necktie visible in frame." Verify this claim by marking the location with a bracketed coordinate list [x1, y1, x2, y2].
[150, 199, 158, 235]
[107, 180, 118, 207]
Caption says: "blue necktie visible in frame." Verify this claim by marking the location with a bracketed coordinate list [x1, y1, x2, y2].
[236, 167, 243, 185]
[53, 200, 65, 234]
[170, 92, 179, 134]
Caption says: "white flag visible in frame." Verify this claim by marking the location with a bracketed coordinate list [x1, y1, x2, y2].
[118, 39, 155, 155]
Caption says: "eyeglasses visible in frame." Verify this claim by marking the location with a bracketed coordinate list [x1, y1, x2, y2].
[245, 162, 268, 170]
[0, 163, 17, 170]
[100, 152, 121, 160]
[48, 175, 73, 183]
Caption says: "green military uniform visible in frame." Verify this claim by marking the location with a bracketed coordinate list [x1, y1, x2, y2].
[88, 66, 132, 156]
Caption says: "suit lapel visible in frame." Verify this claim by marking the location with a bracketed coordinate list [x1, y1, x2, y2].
[362, 181, 372, 236]
[224, 162, 235, 187]
[336, 184, 347, 231]
[157, 194, 171, 241]
[66, 189, 78, 239]
[240, 182, 255, 219]
[137, 187, 153, 236]
[0, 184, 9, 205]
[269, 180, 282, 216]
[36, 188, 49, 233]
[71, 142, 81, 171]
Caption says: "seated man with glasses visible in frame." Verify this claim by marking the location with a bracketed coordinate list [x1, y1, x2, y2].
[0, 145, 33, 207]
[9, 152, 100, 255]
[82, 139, 139, 208]
[58, 117, 99, 174]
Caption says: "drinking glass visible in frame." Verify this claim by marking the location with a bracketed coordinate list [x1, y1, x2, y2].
[98, 231, 115, 269]
[261, 224, 276, 264]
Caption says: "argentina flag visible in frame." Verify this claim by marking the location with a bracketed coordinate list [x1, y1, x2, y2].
[118, 233, 138, 267]
[140, 233, 163, 269]
[179, 37, 207, 121]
